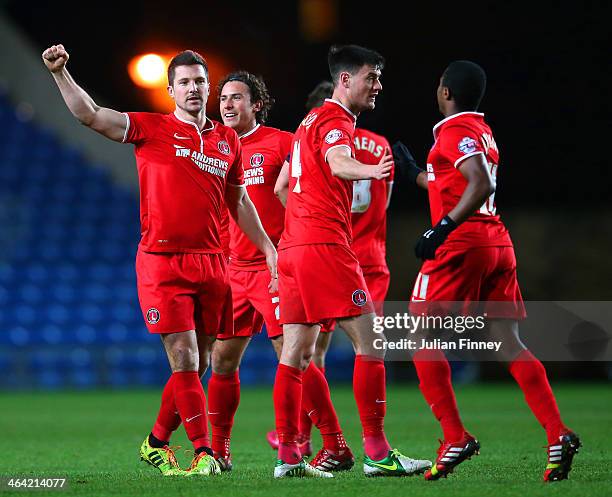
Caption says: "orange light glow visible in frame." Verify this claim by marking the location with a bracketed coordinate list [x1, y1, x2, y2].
[128, 54, 168, 88]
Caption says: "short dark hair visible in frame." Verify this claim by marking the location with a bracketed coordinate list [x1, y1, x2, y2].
[441, 60, 487, 111]
[167, 50, 208, 86]
[217, 70, 275, 124]
[328, 44, 385, 86]
[305, 81, 333, 110]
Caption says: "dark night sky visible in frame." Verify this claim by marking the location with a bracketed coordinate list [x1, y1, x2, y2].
[5, 1, 611, 209]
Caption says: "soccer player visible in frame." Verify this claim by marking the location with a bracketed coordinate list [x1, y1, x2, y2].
[210, 72, 352, 476]
[270, 80, 396, 456]
[408, 60, 580, 481]
[42, 45, 277, 477]
[273, 44, 432, 478]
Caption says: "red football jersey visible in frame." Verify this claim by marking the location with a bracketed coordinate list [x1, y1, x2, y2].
[123, 112, 244, 253]
[351, 128, 395, 268]
[229, 125, 293, 270]
[427, 112, 512, 249]
[280, 99, 357, 249]
[219, 207, 230, 259]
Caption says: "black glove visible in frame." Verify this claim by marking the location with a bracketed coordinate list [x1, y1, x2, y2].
[392, 141, 423, 186]
[415, 215, 457, 260]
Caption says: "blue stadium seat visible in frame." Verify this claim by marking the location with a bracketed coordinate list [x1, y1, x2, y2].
[1, 93, 326, 389]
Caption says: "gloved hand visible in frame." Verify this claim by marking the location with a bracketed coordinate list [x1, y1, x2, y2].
[392, 141, 423, 186]
[415, 215, 457, 260]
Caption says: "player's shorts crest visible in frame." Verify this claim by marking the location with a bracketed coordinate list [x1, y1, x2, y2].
[458, 136, 477, 154]
[352, 289, 368, 307]
[146, 307, 161, 324]
[250, 153, 265, 167]
[325, 129, 343, 144]
[217, 140, 231, 155]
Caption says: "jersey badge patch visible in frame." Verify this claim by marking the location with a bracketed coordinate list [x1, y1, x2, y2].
[325, 129, 344, 144]
[458, 136, 477, 154]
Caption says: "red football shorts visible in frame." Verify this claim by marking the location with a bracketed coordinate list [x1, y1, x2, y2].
[136, 250, 233, 335]
[217, 266, 282, 340]
[363, 264, 390, 316]
[409, 246, 526, 319]
[278, 243, 374, 325]
[320, 264, 390, 333]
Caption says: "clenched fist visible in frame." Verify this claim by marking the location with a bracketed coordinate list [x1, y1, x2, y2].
[42, 44, 69, 73]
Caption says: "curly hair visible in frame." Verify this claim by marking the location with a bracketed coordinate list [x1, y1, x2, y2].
[217, 71, 274, 124]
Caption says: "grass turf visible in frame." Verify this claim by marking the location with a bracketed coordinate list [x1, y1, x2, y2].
[0, 383, 610, 496]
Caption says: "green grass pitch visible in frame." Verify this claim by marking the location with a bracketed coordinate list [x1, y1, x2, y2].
[1, 383, 610, 496]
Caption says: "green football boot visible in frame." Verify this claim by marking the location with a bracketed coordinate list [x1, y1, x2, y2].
[185, 452, 221, 476]
[364, 448, 432, 477]
[139, 436, 185, 476]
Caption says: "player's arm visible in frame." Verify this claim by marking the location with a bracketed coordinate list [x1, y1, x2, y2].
[392, 141, 428, 191]
[42, 44, 127, 142]
[414, 153, 494, 260]
[327, 146, 392, 180]
[225, 185, 278, 291]
[274, 159, 290, 207]
[447, 153, 495, 224]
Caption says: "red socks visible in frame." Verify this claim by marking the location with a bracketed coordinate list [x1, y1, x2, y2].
[152, 374, 182, 442]
[207, 371, 240, 457]
[274, 364, 303, 464]
[413, 349, 465, 443]
[302, 362, 347, 453]
[297, 365, 325, 440]
[298, 405, 313, 440]
[509, 350, 568, 444]
[172, 371, 210, 450]
[354, 355, 391, 460]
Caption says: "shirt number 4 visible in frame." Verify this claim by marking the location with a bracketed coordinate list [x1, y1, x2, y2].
[479, 161, 498, 215]
[291, 140, 302, 193]
[351, 180, 372, 213]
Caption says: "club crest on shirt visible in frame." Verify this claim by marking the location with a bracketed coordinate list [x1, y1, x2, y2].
[325, 129, 343, 144]
[218, 140, 231, 155]
[250, 153, 265, 167]
[458, 136, 477, 154]
[352, 289, 368, 307]
[146, 308, 160, 325]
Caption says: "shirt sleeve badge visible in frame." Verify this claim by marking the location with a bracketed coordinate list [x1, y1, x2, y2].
[325, 129, 344, 144]
[458, 136, 477, 154]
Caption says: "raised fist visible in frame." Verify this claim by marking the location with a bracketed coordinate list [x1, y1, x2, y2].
[42, 44, 69, 73]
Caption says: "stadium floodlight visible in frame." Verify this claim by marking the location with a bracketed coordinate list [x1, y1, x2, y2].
[128, 54, 168, 88]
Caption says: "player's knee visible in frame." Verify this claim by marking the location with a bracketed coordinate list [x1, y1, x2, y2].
[211, 344, 241, 375]
[168, 345, 199, 371]
[212, 356, 240, 375]
[198, 354, 210, 377]
[355, 335, 386, 359]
